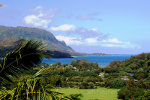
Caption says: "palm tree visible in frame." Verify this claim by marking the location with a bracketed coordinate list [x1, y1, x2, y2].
[0, 39, 71, 100]
[0, 39, 45, 99]
[0, 39, 44, 84]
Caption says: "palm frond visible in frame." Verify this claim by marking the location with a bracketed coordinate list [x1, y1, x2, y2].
[0, 39, 44, 84]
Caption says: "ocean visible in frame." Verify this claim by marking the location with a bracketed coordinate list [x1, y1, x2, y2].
[42, 54, 134, 67]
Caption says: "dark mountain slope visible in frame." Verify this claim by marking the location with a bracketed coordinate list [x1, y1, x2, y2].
[0, 26, 75, 54]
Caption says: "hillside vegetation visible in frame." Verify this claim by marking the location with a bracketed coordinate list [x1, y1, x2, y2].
[102, 53, 150, 99]
[0, 26, 75, 54]
[0, 26, 110, 56]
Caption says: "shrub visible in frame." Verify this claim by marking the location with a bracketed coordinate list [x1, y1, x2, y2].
[136, 90, 150, 100]
[83, 76, 103, 83]
[118, 87, 130, 100]
[69, 76, 83, 82]
[88, 82, 95, 89]
[110, 78, 126, 89]
[136, 79, 146, 88]
[80, 71, 97, 77]
[95, 82, 105, 87]
[118, 71, 129, 76]
[104, 77, 113, 87]
[118, 87, 144, 100]
[79, 82, 96, 89]
[79, 82, 88, 89]
[144, 82, 150, 89]
[63, 70, 79, 77]
[104, 73, 119, 78]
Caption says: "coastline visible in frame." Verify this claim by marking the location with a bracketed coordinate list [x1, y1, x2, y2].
[43, 55, 132, 67]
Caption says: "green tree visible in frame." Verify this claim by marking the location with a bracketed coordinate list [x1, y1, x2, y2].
[56, 62, 61, 66]
[110, 78, 126, 89]
[71, 60, 77, 67]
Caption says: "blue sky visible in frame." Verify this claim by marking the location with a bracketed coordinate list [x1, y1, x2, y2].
[0, 0, 150, 54]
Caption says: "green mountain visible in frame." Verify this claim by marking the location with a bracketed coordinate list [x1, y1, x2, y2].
[0, 26, 78, 55]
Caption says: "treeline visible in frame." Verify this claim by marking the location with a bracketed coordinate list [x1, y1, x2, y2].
[102, 53, 150, 81]
[19, 53, 150, 99]
[39, 59, 102, 89]
[102, 53, 150, 100]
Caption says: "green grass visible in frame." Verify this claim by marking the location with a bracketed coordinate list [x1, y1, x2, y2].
[52, 87, 119, 100]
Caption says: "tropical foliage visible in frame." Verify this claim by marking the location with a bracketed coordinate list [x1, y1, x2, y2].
[0, 40, 72, 100]
[0, 39, 44, 85]
[102, 53, 150, 100]
[1, 38, 150, 100]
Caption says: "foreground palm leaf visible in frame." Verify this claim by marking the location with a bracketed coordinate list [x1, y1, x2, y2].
[0, 39, 44, 84]
[0, 39, 73, 100]
[0, 78, 71, 100]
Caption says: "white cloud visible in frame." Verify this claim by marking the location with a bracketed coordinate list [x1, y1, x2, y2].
[24, 15, 51, 28]
[55, 35, 140, 49]
[24, 6, 57, 28]
[53, 26, 140, 49]
[50, 24, 75, 31]
[34, 6, 42, 11]
[101, 43, 130, 48]
[90, 27, 98, 32]
[101, 38, 140, 48]
[102, 38, 122, 43]
[62, 27, 108, 39]
[101, 43, 128, 48]
[102, 44, 118, 47]
[56, 35, 82, 45]
[85, 37, 98, 43]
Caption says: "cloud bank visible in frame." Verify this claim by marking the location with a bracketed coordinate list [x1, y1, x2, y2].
[50, 24, 75, 31]
[24, 6, 57, 28]
[50, 23, 140, 49]
[55, 28, 140, 49]
[23, 6, 140, 49]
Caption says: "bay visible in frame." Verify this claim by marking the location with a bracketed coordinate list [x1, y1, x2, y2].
[43, 54, 134, 67]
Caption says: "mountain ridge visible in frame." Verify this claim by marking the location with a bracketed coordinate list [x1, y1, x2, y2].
[0, 26, 110, 56]
[0, 25, 77, 54]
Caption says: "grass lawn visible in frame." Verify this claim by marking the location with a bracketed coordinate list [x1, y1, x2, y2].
[53, 87, 119, 100]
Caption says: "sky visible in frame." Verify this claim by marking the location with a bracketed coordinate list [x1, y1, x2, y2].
[0, 0, 150, 54]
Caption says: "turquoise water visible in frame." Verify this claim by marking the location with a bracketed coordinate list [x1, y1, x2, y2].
[43, 54, 133, 67]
